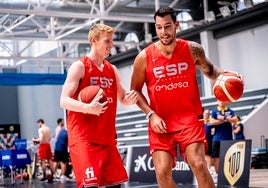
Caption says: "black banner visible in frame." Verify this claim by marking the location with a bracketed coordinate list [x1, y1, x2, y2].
[126, 146, 194, 184]
[218, 139, 252, 187]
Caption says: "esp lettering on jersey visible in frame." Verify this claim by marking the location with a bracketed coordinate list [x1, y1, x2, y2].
[153, 62, 188, 78]
[90, 76, 113, 89]
[152, 62, 190, 92]
[89, 76, 114, 103]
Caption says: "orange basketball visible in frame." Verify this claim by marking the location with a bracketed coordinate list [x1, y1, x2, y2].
[213, 71, 244, 103]
[78, 85, 107, 103]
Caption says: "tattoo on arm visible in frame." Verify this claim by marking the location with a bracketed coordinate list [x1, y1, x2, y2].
[190, 42, 223, 79]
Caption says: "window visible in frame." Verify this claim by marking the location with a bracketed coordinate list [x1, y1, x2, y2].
[176, 12, 193, 31]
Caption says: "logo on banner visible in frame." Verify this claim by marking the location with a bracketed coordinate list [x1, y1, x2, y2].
[134, 154, 154, 172]
[133, 153, 190, 173]
[223, 141, 246, 185]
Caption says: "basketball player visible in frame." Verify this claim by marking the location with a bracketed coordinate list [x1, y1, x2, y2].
[32, 119, 54, 182]
[60, 23, 137, 188]
[130, 7, 224, 188]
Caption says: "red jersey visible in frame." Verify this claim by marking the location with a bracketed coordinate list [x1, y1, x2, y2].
[67, 56, 117, 146]
[145, 39, 203, 132]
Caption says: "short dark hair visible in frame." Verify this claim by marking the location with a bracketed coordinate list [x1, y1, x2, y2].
[57, 118, 63, 124]
[154, 7, 177, 23]
[37, 119, 44, 124]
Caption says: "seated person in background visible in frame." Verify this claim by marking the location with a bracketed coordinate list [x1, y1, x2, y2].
[203, 109, 214, 172]
[232, 115, 245, 140]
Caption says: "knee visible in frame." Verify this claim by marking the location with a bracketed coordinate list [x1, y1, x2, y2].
[189, 159, 207, 172]
[155, 168, 173, 182]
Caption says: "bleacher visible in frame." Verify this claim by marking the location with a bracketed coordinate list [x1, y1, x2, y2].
[202, 88, 268, 117]
[116, 88, 268, 148]
[116, 110, 148, 147]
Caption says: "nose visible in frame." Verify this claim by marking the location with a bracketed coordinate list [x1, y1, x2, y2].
[160, 27, 168, 34]
[109, 41, 114, 48]
[160, 27, 165, 33]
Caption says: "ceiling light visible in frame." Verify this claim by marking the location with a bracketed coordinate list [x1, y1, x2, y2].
[219, 6, 231, 17]
[206, 11, 216, 22]
[244, 0, 253, 8]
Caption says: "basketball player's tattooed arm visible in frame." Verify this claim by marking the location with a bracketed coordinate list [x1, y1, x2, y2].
[189, 41, 223, 80]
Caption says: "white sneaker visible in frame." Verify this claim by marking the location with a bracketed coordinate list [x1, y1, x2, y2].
[60, 175, 68, 182]
[209, 168, 216, 176]
[212, 173, 218, 184]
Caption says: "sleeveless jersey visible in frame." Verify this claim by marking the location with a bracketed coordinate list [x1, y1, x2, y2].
[67, 56, 117, 146]
[145, 39, 203, 132]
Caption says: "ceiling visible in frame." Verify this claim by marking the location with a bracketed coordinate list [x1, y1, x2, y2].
[0, 0, 240, 72]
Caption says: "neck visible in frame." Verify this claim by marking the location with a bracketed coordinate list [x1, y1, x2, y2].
[157, 41, 177, 57]
[87, 53, 104, 70]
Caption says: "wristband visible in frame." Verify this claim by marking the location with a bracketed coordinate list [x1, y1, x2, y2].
[146, 110, 155, 119]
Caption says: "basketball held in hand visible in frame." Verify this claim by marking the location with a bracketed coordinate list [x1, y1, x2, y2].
[78, 85, 107, 103]
[213, 71, 244, 103]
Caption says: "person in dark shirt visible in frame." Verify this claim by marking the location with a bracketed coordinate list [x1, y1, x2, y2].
[232, 115, 245, 140]
[53, 127, 69, 182]
[210, 100, 236, 182]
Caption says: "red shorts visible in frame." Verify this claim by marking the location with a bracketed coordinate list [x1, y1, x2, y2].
[69, 141, 128, 188]
[149, 123, 207, 166]
[38, 143, 52, 160]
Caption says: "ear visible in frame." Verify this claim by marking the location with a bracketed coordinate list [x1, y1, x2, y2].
[175, 21, 180, 30]
[91, 37, 96, 44]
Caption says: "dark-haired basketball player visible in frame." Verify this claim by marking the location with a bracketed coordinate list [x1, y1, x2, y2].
[131, 7, 224, 188]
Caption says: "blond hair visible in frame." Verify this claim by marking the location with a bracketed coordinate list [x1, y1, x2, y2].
[88, 23, 115, 45]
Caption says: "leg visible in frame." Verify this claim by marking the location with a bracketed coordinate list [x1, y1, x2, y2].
[60, 162, 67, 176]
[205, 155, 212, 169]
[49, 159, 54, 176]
[205, 140, 213, 170]
[185, 142, 215, 188]
[211, 141, 221, 174]
[152, 150, 177, 188]
[53, 161, 59, 175]
[214, 157, 220, 173]
[40, 159, 47, 180]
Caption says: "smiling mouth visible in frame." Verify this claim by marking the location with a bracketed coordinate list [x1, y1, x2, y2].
[161, 35, 170, 40]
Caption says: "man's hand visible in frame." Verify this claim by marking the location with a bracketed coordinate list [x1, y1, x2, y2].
[123, 90, 138, 105]
[32, 138, 39, 144]
[150, 113, 167, 134]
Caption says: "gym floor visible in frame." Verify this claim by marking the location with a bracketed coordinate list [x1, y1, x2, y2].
[0, 169, 267, 188]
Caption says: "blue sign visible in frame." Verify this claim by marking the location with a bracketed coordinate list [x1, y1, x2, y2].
[0, 149, 31, 171]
